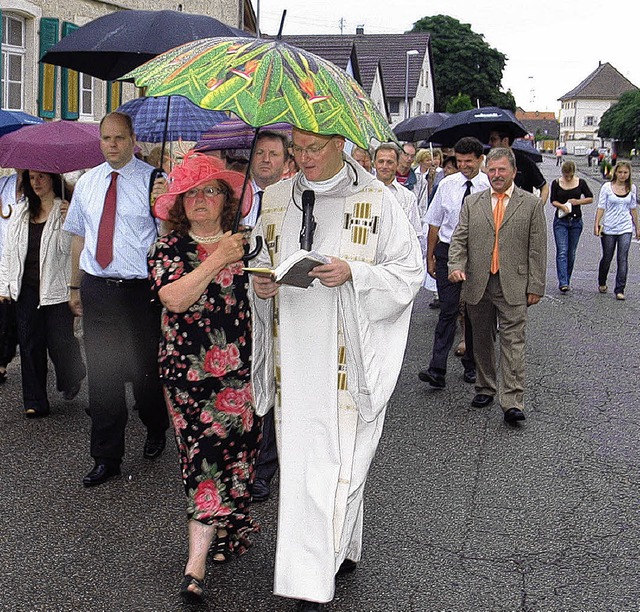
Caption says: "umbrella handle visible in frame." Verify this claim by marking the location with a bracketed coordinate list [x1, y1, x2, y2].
[243, 235, 263, 262]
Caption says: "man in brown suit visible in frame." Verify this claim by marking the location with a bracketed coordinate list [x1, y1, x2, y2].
[448, 147, 546, 425]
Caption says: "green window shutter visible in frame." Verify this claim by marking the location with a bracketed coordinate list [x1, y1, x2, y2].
[60, 22, 79, 119]
[38, 17, 59, 119]
[106, 80, 122, 113]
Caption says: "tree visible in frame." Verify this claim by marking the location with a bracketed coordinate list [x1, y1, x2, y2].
[412, 15, 512, 112]
[598, 90, 640, 143]
[446, 93, 474, 114]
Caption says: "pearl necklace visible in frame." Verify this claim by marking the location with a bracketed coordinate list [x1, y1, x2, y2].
[189, 230, 224, 244]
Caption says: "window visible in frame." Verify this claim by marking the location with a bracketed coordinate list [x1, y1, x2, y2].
[1, 14, 26, 110]
[389, 99, 400, 114]
[416, 101, 422, 115]
[80, 73, 94, 116]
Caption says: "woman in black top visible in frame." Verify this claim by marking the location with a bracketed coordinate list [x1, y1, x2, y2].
[550, 160, 594, 291]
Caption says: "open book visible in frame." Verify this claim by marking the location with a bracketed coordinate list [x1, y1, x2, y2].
[244, 249, 331, 288]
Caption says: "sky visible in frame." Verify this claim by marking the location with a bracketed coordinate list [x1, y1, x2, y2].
[254, 0, 639, 115]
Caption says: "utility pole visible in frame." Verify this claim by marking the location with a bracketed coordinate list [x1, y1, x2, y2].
[339, 18, 345, 34]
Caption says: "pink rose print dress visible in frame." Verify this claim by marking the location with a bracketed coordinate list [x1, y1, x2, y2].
[148, 232, 260, 556]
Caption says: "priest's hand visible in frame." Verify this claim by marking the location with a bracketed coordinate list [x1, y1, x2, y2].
[253, 274, 279, 299]
[310, 257, 352, 287]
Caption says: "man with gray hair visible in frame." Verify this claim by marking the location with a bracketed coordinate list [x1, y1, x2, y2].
[448, 147, 546, 425]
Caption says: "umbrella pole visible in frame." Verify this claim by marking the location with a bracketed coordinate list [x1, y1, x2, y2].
[232, 128, 263, 262]
[160, 96, 171, 168]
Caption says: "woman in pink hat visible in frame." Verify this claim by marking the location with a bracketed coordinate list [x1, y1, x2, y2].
[148, 152, 259, 603]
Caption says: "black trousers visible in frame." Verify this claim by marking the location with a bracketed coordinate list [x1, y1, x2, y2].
[15, 284, 85, 413]
[254, 408, 279, 484]
[0, 300, 17, 368]
[428, 241, 475, 374]
[81, 274, 168, 464]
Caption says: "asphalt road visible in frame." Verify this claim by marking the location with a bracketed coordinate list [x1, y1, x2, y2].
[0, 155, 638, 611]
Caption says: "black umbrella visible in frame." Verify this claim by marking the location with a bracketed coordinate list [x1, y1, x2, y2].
[40, 9, 244, 81]
[481, 139, 543, 163]
[428, 106, 527, 147]
[393, 112, 450, 142]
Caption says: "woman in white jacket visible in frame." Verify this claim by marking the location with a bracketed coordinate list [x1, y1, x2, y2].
[0, 170, 85, 417]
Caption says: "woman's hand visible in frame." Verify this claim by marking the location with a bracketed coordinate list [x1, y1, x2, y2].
[561, 204, 571, 214]
[213, 231, 246, 267]
[59, 200, 70, 221]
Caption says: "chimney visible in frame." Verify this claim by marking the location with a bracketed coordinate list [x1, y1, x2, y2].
[356, 25, 364, 35]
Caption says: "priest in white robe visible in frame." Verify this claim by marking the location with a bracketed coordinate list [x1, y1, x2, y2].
[250, 128, 424, 611]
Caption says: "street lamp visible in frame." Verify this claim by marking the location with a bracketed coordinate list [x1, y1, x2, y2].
[405, 49, 419, 120]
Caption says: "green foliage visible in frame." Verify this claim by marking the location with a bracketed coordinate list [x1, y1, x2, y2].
[412, 15, 512, 112]
[446, 93, 474, 114]
[598, 90, 640, 142]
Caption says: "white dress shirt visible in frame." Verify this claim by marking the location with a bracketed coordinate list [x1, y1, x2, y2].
[424, 171, 490, 244]
[64, 156, 157, 279]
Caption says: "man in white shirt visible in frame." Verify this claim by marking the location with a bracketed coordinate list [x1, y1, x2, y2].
[419, 137, 490, 389]
[242, 130, 290, 228]
[373, 143, 424, 249]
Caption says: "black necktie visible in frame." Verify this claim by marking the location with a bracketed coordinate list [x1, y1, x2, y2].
[255, 191, 263, 219]
[462, 180, 473, 206]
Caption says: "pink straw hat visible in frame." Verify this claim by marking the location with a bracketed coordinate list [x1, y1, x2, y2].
[153, 151, 251, 221]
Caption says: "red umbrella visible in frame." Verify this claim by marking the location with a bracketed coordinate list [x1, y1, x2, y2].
[0, 121, 104, 173]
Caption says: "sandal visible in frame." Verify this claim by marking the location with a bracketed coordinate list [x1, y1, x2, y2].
[211, 530, 230, 564]
[180, 573, 205, 603]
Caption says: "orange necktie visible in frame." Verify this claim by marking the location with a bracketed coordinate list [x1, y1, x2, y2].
[490, 193, 506, 274]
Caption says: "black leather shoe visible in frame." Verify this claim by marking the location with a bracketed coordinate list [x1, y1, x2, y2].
[463, 370, 477, 384]
[143, 434, 166, 459]
[418, 369, 446, 389]
[471, 393, 494, 408]
[504, 407, 526, 424]
[336, 558, 357, 576]
[251, 478, 270, 502]
[83, 463, 120, 487]
[295, 600, 326, 611]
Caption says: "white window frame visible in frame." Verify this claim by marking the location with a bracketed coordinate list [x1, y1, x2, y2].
[1, 13, 26, 111]
[79, 72, 94, 118]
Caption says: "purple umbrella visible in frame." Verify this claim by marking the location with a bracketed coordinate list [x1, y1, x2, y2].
[195, 118, 291, 151]
[0, 121, 104, 173]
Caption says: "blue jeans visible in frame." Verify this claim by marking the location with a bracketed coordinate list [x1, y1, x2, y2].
[598, 232, 632, 294]
[553, 216, 583, 288]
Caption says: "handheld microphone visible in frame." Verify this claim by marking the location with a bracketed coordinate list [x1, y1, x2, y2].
[300, 189, 316, 251]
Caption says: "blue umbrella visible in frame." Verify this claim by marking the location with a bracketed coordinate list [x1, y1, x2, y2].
[0, 110, 43, 138]
[393, 112, 450, 142]
[117, 96, 227, 143]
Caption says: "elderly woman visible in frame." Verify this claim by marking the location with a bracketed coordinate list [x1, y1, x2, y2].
[594, 161, 639, 300]
[148, 152, 259, 603]
[550, 160, 594, 292]
[0, 170, 85, 417]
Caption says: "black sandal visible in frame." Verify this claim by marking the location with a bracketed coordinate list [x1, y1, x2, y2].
[211, 530, 230, 564]
[180, 573, 205, 603]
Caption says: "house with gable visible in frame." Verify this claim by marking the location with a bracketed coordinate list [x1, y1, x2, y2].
[558, 62, 638, 154]
[282, 30, 435, 131]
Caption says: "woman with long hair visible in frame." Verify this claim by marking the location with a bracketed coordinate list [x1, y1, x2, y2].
[594, 161, 639, 300]
[0, 170, 85, 417]
[550, 160, 593, 292]
[148, 152, 260, 603]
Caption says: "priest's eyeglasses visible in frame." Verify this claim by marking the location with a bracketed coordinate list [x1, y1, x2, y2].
[291, 138, 333, 157]
[184, 186, 227, 200]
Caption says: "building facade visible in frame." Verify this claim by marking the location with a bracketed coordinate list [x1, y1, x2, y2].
[0, 0, 253, 122]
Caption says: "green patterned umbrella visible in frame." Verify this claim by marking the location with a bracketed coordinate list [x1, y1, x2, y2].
[124, 37, 395, 150]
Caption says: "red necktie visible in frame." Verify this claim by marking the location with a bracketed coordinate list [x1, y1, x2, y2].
[96, 172, 118, 268]
[490, 193, 506, 274]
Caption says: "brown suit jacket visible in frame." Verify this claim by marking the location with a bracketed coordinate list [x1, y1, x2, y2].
[448, 186, 547, 306]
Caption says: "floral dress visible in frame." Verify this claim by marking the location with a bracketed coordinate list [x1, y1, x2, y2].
[148, 231, 259, 554]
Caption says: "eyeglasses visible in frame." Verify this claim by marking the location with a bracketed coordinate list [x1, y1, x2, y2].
[184, 186, 226, 200]
[291, 138, 333, 157]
